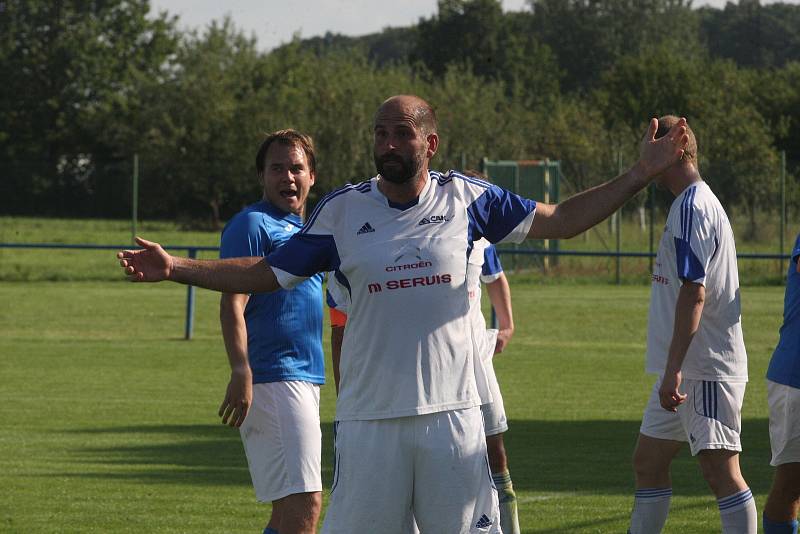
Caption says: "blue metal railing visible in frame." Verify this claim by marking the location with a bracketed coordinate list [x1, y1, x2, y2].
[0, 242, 218, 339]
[1, 242, 791, 338]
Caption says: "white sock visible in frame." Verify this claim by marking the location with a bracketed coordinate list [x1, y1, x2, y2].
[718, 488, 757, 534]
[492, 470, 520, 534]
[628, 487, 672, 534]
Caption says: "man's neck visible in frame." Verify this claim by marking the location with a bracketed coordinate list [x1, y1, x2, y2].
[667, 165, 702, 197]
[262, 196, 304, 220]
[377, 168, 429, 205]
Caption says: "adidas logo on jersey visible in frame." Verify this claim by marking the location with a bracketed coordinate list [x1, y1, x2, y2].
[356, 222, 375, 235]
[475, 514, 493, 529]
[418, 214, 453, 226]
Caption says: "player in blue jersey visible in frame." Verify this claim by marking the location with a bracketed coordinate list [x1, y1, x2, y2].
[763, 234, 800, 534]
[218, 129, 324, 534]
[627, 116, 755, 534]
[118, 94, 688, 533]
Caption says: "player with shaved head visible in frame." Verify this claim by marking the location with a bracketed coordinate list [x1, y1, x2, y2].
[118, 94, 688, 533]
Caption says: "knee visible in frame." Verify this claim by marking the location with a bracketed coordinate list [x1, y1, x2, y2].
[698, 460, 736, 495]
[632, 448, 663, 480]
[771, 479, 800, 504]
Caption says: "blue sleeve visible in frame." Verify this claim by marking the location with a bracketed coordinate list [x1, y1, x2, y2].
[467, 185, 536, 244]
[326, 289, 339, 309]
[482, 245, 503, 276]
[220, 212, 270, 259]
[671, 188, 715, 284]
[792, 233, 800, 263]
[267, 233, 340, 278]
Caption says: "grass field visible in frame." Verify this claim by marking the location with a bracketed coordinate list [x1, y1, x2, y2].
[0, 276, 786, 533]
[0, 216, 791, 532]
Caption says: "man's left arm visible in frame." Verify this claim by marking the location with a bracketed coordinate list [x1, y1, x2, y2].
[528, 118, 688, 240]
[659, 281, 705, 411]
[485, 273, 514, 354]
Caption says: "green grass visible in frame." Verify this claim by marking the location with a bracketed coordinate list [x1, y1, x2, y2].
[0, 275, 785, 533]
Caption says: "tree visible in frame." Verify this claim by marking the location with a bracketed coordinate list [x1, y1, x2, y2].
[131, 18, 267, 226]
[527, 0, 699, 93]
[0, 0, 177, 216]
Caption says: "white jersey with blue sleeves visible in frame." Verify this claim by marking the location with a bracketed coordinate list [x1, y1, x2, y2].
[646, 181, 747, 381]
[267, 171, 535, 421]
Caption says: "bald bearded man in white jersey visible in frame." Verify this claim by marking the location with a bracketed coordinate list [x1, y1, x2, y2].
[118, 95, 688, 533]
[627, 116, 756, 534]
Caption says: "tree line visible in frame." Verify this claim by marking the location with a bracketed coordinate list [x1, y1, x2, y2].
[1, 0, 798, 232]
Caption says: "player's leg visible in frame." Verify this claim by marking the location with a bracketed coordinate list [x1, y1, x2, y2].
[486, 433, 520, 534]
[764, 380, 800, 533]
[413, 407, 501, 533]
[240, 381, 324, 534]
[629, 434, 682, 534]
[696, 450, 756, 533]
[263, 503, 281, 534]
[683, 380, 756, 533]
[273, 491, 322, 534]
[628, 377, 686, 534]
[321, 417, 415, 534]
[764, 464, 800, 532]
[481, 353, 519, 534]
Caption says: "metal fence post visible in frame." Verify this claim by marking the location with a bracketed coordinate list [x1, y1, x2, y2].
[131, 153, 138, 245]
[780, 150, 786, 260]
[184, 247, 197, 340]
[615, 150, 622, 284]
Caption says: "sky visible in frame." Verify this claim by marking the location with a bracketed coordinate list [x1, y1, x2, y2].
[149, 0, 798, 51]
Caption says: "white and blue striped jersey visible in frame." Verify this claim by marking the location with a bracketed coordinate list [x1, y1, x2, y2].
[646, 181, 747, 381]
[267, 171, 536, 421]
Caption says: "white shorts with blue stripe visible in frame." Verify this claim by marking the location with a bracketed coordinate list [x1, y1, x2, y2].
[639, 376, 746, 456]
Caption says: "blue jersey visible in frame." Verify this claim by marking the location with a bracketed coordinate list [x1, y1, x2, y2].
[220, 200, 324, 385]
[767, 234, 800, 388]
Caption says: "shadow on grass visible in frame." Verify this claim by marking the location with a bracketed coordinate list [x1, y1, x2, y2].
[505, 417, 772, 496]
[57, 418, 772, 498]
[55, 423, 337, 488]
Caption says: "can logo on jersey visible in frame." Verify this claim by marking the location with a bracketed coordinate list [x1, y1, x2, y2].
[418, 213, 454, 226]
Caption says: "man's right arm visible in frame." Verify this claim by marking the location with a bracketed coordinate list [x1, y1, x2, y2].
[118, 237, 279, 293]
[219, 292, 252, 427]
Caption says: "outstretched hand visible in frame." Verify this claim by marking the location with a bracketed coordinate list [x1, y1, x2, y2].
[117, 236, 173, 282]
[638, 117, 689, 179]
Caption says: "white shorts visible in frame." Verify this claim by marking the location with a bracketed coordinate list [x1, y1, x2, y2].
[640, 376, 745, 456]
[322, 407, 500, 534]
[768, 380, 800, 466]
[480, 330, 508, 436]
[239, 381, 322, 502]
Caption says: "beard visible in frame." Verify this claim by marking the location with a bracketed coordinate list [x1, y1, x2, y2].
[374, 151, 421, 184]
